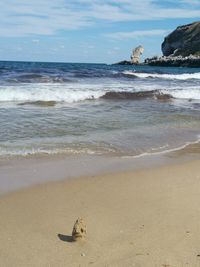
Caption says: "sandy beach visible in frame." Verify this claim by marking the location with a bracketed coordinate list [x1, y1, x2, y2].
[0, 2, 200, 267]
[0, 158, 200, 267]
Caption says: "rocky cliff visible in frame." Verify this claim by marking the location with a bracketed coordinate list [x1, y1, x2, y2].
[162, 21, 200, 57]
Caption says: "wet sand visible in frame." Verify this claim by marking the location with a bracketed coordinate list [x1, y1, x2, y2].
[0, 159, 200, 266]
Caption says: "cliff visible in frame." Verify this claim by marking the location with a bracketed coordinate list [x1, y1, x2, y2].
[145, 21, 200, 67]
[162, 21, 200, 57]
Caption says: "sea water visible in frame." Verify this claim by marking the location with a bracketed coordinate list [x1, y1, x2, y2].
[0, 61, 199, 159]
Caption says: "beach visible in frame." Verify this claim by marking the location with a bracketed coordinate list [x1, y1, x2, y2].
[0, 61, 199, 266]
[0, 1, 200, 265]
[0, 156, 200, 267]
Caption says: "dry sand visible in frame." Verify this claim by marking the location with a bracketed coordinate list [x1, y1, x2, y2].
[0, 159, 200, 266]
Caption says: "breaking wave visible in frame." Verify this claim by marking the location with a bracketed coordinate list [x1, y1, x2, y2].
[1, 70, 126, 84]
[101, 90, 172, 100]
[101, 89, 200, 101]
[0, 84, 104, 103]
[164, 88, 200, 100]
[0, 84, 199, 105]
[123, 71, 200, 80]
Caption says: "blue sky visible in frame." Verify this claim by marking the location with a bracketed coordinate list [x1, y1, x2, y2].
[0, 0, 199, 63]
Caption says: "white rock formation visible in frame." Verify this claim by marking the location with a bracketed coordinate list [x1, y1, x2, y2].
[131, 45, 144, 64]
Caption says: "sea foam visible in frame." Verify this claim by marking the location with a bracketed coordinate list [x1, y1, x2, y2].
[0, 83, 199, 103]
[0, 84, 105, 103]
[163, 88, 200, 100]
[123, 71, 200, 80]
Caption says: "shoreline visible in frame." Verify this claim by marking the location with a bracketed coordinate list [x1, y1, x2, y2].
[0, 158, 200, 266]
[0, 135, 199, 266]
[0, 140, 200, 195]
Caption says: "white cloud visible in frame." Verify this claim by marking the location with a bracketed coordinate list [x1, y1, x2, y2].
[181, 0, 200, 5]
[0, 0, 92, 37]
[0, 0, 199, 37]
[32, 39, 40, 43]
[106, 29, 171, 40]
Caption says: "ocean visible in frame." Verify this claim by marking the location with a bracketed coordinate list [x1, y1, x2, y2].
[0, 60, 199, 159]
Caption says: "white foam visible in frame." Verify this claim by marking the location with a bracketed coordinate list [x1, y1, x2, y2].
[0, 82, 200, 103]
[0, 147, 97, 157]
[162, 88, 200, 100]
[123, 71, 200, 80]
[0, 84, 105, 103]
[122, 138, 200, 159]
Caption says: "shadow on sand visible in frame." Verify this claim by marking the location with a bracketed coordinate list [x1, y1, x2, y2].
[57, 233, 73, 243]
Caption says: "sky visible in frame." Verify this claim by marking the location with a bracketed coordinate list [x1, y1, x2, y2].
[0, 0, 199, 63]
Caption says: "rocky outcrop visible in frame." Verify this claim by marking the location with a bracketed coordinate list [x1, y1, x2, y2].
[145, 54, 200, 67]
[114, 45, 144, 65]
[131, 45, 144, 64]
[162, 21, 200, 57]
[115, 22, 200, 67]
[145, 21, 200, 67]
[72, 218, 86, 241]
[114, 60, 133, 65]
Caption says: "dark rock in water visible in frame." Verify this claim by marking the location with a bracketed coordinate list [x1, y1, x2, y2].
[113, 60, 133, 65]
[101, 90, 173, 101]
[162, 21, 200, 57]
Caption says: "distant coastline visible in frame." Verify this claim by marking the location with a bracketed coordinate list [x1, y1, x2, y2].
[114, 55, 200, 68]
[115, 21, 200, 68]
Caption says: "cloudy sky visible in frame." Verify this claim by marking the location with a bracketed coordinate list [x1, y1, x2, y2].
[0, 0, 199, 63]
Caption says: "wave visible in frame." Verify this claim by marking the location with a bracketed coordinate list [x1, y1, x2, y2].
[101, 89, 200, 101]
[2, 70, 124, 83]
[0, 84, 199, 104]
[0, 84, 104, 103]
[101, 90, 172, 101]
[164, 88, 200, 100]
[3, 69, 200, 84]
[123, 71, 200, 80]
[122, 138, 200, 159]
[1, 136, 199, 159]
[0, 87, 173, 103]
[0, 141, 118, 157]
[6, 73, 74, 83]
